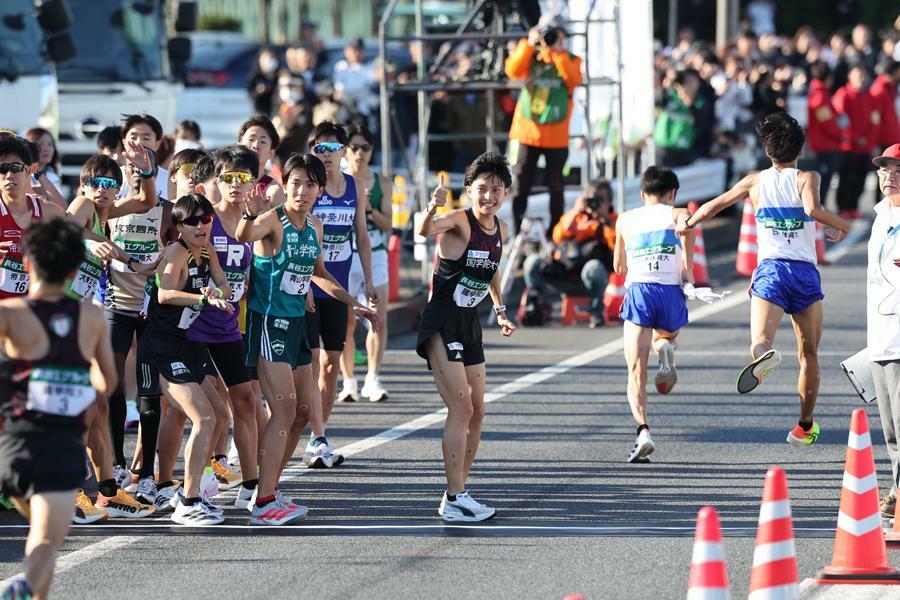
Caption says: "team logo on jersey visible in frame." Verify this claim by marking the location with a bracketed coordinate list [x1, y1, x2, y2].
[271, 340, 285, 356]
[273, 318, 289, 331]
[447, 342, 463, 351]
[170, 362, 189, 376]
[48, 313, 73, 338]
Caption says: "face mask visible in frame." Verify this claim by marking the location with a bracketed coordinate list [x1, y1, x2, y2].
[280, 88, 301, 103]
[264, 57, 279, 72]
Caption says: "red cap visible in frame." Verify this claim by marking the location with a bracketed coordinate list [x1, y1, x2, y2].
[873, 143, 900, 167]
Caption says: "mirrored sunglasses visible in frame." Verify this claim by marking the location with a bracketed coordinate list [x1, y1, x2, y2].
[0, 163, 28, 175]
[180, 212, 214, 227]
[84, 176, 120, 190]
[312, 142, 343, 154]
[218, 171, 255, 185]
[349, 143, 372, 153]
[178, 162, 198, 176]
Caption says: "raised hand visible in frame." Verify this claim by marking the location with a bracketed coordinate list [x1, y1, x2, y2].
[826, 227, 847, 242]
[123, 139, 151, 173]
[431, 174, 448, 209]
[354, 305, 381, 332]
[244, 183, 268, 217]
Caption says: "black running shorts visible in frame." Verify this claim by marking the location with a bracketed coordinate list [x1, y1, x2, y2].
[203, 339, 252, 387]
[305, 297, 348, 352]
[105, 309, 146, 356]
[137, 332, 207, 396]
[0, 420, 87, 498]
[416, 303, 484, 369]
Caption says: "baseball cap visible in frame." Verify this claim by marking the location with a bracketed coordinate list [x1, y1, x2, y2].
[873, 143, 900, 167]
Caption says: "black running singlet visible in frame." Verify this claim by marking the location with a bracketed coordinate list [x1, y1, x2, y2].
[430, 209, 502, 310]
[0, 297, 94, 426]
[146, 240, 211, 337]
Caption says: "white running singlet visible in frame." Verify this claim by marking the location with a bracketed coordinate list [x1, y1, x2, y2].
[624, 204, 683, 286]
[755, 167, 817, 264]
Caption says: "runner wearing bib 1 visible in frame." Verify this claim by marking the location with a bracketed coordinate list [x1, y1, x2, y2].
[750, 166, 824, 315]
[0, 195, 42, 299]
[245, 207, 319, 369]
[620, 203, 688, 333]
[416, 208, 502, 367]
[66, 212, 105, 303]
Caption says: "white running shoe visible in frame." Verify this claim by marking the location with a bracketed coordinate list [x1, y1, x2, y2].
[654, 342, 677, 395]
[337, 378, 359, 402]
[303, 441, 334, 469]
[113, 464, 132, 489]
[200, 466, 219, 499]
[361, 374, 389, 402]
[437, 494, 446, 517]
[154, 484, 177, 513]
[275, 488, 298, 508]
[226, 439, 240, 469]
[441, 491, 496, 522]
[737, 349, 782, 394]
[200, 497, 224, 517]
[235, 485, 256, 510]
[325, 443, 344, 467]
[627, 429, 655, 463]
[171, 500, 224, 526]
[249, 499, 308, 526]
[134, 477, 157, 506]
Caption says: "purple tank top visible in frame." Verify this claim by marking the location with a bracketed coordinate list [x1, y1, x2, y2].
[187, 214, 252, 344]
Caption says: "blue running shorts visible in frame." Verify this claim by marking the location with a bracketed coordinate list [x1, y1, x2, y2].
[750, 258, 824, 315]
[620, 282, 688, 332]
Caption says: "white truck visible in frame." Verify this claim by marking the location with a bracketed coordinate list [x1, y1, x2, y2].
[56, 0, 195, 177]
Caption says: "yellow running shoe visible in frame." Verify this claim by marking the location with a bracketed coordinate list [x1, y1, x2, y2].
[95, 489, 155, 518]
[211, 458, 242, 491]
[73, 491, 108, 524]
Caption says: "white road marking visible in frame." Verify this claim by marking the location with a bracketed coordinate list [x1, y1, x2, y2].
[824, 219, 871, 264]
[0, 535, 140, 588]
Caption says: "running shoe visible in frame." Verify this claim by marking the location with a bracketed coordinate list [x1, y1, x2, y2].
[437, 494, 446, 517]
[881, 494, 897, 519]
[354, 349, 367, 366]
[325, 443, 345, 467]
[0, 493, 14, 511]
[95, 489, 154, 518]
[154, 484, 177, 513]
[134, 477, 157, 506]
[235, 484, 256, 510]
[249, 499, 308, 526]
[627, 429, 655, 463]
[169, 489, 223, 517]
[302, 441, 334, 469]
[361, 374, 389, 403]
[211, 458, 242, 490]
[337, 378, 359, 402]
[123, 473, 140, 494]
[200, 496, 224, 517]
[440, 492, 496, 522]
[654, 342, 677, 394]
[113, 464, 132, 489]
[737, 349, 781, 394]
[73, 491, 108, 525]
[226, 439, 240, 469]
[787, 421, 820, 448]
[275, 488, 298, 509]
[200, 466, 219, 499]
[1, 577, 32, 599]
[171, 500, 224, 526]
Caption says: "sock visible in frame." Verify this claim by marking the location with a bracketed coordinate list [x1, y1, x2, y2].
[98, 479, 118, 498]
[637, 424, 650, 435]
[213, 454, 227, 463]
[311, 436, 327, 447]
[799, 420, 813, 432]
[183, 496, 200, 506]
[256, 494, 275, 508]
[446, 492, 457, 502]
[158, 481, 174, 490]
[241, 479, 258, 490]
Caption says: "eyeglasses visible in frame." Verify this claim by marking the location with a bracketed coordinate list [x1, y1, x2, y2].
[178, 162, 198, 176]
[312, 142, 343, 154]
[0, 163, 27, 175]
[349, 143, 372, 153]
[180, 212, 214, 227]
[218, 171, 254, 185]
[877, 168, 900, 179]
[84, 176, 120, 190]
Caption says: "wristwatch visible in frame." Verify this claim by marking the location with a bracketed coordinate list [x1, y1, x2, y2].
[241, 210, 257, 220]
[126, 256, 138, 272]
[33, 167, 47, 180]
[138, 167, 154, 179]
[493, 304, 507, 316]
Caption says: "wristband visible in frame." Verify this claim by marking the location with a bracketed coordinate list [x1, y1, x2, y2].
[242, 210, 257, 220]
[33, 167, 47, 180]
[493, 304, 507, 316]
[126, 257, 137, 272]
[138, 167, 153, 179]
[213, 287, 223, 298]
[199, 294, 208, 306]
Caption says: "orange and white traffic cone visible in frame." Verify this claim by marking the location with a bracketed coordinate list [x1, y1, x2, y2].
[688, 506, 730, 599]
[735, 200, 757, 278]
[687, 201, 710, 286]
[603, 272, 626, 323]
[814, 409, 900, 584]
[748, 467, 798, 599]
[815, 222, 828, 265]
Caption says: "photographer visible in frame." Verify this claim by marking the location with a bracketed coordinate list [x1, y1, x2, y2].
[505, 18, 583, 235]
[522, 179, 616, 327]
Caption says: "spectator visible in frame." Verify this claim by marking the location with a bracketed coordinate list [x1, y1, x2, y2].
[806, 61, 845, 203]
[246, 47, 281, 116]
[505, 19, 582, 234]
[653, 68, 714, 167]
[156, 135, 175, 171]
[24, 128, 62, 191]
[271, 74, 314, 161]
[745, 0, 776, 36]
[333, 38, 378, 130]
[285, 45, 325, 106]
[833, 63, 878, 218]
[850, 24, 879, 73]
[826, 33, 851, 90]
[96, 126, 123, 164]
[871, 58, 900, 150]
[299, 20, 326, 66]
[523, 178, 615, 328]
[173, 119, 202, 154]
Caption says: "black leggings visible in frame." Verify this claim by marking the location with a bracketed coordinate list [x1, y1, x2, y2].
[512, 143, 569, 236]
[138, 395, 161, 480]
[105, 310, 147, 467]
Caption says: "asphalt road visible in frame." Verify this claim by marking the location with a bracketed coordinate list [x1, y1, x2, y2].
[2, 230, 899, 599]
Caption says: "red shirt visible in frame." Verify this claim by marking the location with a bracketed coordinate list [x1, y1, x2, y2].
[832, 83, 878, 153]
[0, 195, 43, 299]
[806, 79, 843, 153]
[870, 74, 899, 147]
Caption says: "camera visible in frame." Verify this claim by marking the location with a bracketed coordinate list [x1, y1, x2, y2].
[539, 26, 558, 46]
[586, 193, 604, 211]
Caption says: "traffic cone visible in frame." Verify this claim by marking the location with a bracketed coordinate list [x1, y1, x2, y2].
[688, 201, 709, 286]
[815, 222, 828, 265]
[748, 467, 798, 599]
[735, 200, 757, 277]
[603, 272, 626, 323]
[814, 408, 900, 584]
[687, 506, 730, 599]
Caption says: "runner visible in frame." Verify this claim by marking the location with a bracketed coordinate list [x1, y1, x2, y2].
[0, 218, 117, 600]
[614, 166, 695, 463]
[306, 122, 378, 467]
[187, 145, 260, 507]
[681, 112, 851, 446]
[236, 152, 379, 525]
[137, 194, 233, 526]
[239, 114, 286, 207]
[119, 114, 169, 200]
[415, 152, 516, 522]
[338, 123, 393, 403]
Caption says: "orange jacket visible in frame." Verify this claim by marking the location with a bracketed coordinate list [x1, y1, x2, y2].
[552, 208, 617, 249]
[505, 40, 582, 149]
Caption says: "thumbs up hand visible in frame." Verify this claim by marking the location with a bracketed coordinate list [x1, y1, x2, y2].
[431, 174, 448, 208]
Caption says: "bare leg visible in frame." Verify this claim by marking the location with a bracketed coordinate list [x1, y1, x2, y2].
[201, 377, 229, 462]
[21, 491, 75, 600]
[790, 301, 823, 422]
[366, 283, 390, 379]
[227, 380, 259, 482]
[282, 363, 319, 469]
[462, 363, 486, 483]
[256, 359, 297, 499]
[157, 380, 216, 498]
[339, 305, 356, 382]
[319, 349, 342, 422]
[750, 296, 784, 359]
[209, 376, 230, 457]
[86, 394, 115, 482]
[156, 404, 186, 484]
[623, 321, 652, 426]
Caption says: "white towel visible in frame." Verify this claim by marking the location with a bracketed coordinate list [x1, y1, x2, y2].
[682, 283, 732, 304]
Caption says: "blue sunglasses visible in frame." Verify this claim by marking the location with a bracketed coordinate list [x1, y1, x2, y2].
[312, 142, 343, 154]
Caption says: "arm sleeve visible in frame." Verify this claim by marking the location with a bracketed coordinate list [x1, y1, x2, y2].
[504, 40, 536, 80]
[549, 51, 583, 92]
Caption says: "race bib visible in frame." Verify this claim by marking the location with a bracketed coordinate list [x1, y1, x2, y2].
[224, 268, 247, 302]
[67, 255, 104, 302]
[279, 263, 314, 296]
[178, 304, 203, 329]
[111, 238, 159, 272]
[26, 366, 95, 417]
[322, 231, 351, 263]
[0, 256, 29, 295]
[453, 274, 490, 308]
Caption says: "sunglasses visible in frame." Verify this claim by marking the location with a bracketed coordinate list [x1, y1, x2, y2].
[180, 212, 214, 227]
[218, 171, 255, 185]
[178, 162, 198, 176]
[84, 176, 120, 190]
[312, 142, 343, 154]
[349, 143, 372, 153]
[0, 163, 27, 175]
